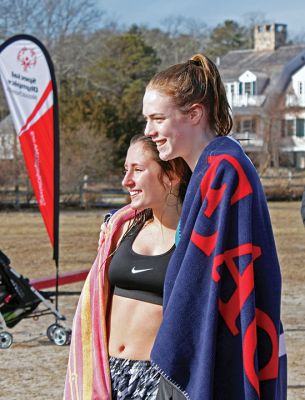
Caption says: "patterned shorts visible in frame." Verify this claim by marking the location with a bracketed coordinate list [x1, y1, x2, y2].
[109, 356, 160, 399]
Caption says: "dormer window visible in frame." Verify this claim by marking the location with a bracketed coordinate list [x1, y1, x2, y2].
[238, 71, 257, 96]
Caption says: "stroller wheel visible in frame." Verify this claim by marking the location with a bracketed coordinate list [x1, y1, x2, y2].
[0, 331, 13, 349]
[53, 326, 71, 346]
[47, 323, 61, 342]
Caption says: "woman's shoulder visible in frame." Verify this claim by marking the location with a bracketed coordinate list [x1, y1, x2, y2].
[191, 135, 261, 193]
[106, 204, 135, 227]
[205, 136, 243, 156]
[98, 205, 135, 249]
[203, 136, 256, 172]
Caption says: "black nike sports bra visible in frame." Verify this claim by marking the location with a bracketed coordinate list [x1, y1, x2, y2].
[108, 222, 175, 305]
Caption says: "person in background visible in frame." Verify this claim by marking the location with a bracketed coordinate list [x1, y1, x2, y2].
[64, 134, 191, 400]
[143, 54, 287, 400]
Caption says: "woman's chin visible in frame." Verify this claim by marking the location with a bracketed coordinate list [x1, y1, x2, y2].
[129, 192, 147, 211]
[158, 148, 173, 162]
[130, 200, 144, 211]
[130, 203, 138, 210]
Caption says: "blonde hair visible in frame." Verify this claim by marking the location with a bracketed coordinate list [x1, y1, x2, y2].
[146, 53, 232, 136]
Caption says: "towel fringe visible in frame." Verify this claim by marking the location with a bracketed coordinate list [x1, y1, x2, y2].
[151, 360, 190, 400]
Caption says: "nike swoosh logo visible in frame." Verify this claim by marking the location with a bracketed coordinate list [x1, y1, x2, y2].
[131, 267, 153, 274]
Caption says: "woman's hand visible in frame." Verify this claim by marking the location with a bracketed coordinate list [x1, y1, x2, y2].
[98, 221, 107, 250]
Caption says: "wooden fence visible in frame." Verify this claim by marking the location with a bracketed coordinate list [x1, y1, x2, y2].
[260, 171, 305, 200]
[1, 173, 305, 209]
[0, 178, 128, 209]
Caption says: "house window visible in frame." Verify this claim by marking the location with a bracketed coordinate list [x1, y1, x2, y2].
[286, 120, 295, 136]
[296, 119, 305, 137]
[239, 82, 256, 95]
[285, 119, 305, 137]
[241, 119, 256, 133]
[298, 82, 304, 95]
[245, 82, 252, 95]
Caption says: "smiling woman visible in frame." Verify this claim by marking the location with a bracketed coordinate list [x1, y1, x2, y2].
[142, 53, 287, 400]
[143, 89, 203, 168]
[122, 139, 171, 212]
[64, 134, 191, 400]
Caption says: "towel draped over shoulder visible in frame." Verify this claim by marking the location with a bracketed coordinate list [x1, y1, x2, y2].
[64, 205, 135, 400]
[151, 137, 287, 400]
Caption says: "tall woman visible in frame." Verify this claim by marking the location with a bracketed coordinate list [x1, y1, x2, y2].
[143, 55, 287, 400]
[64, 135, 191, 400]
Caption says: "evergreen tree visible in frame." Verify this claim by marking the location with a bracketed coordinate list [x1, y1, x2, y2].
[88, 27, 160, 166]
[59, 28, 160, 187]
[207, 20, 250, 59]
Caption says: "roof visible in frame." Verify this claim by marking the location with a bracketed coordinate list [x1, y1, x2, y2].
[219, 45, 305, 84]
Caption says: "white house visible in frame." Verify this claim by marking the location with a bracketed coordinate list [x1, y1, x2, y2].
[218, 23, 305, 168]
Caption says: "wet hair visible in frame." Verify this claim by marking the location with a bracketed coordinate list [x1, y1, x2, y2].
[146, 53, 233, 136]
[126, 134, 192, 227]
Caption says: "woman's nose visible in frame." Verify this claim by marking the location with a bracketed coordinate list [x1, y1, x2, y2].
[122, 172, 133, 188]
[144, 121, 156, 137]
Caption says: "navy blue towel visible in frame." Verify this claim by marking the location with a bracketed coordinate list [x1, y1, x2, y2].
[151, 137, 287, 400]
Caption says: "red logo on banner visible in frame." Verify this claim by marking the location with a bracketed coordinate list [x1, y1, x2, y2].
[17, 47, 37, 72]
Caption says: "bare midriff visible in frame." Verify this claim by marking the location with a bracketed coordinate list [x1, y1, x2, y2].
[108, 294, 163, 360]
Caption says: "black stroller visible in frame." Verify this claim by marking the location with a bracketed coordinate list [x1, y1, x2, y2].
[0, 249, 71, 348]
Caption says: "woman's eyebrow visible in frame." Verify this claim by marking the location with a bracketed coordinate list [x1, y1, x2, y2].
[125, 162, 144, 167]
[143, 111, 165, 119]
[149, 113, 165, 118]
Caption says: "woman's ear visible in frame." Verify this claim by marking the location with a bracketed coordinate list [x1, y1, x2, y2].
[166, 172, 181, 188]
[188, 103, 204, 125]
[162, 171, 179, 187]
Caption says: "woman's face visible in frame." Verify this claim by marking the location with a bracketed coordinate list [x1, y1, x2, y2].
[143, 89, 194, 162]
[122, 141, 169, 211]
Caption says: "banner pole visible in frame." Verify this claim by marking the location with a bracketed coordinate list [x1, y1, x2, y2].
[52, 44, 60, 314]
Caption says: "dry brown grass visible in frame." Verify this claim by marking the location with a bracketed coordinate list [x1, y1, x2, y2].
[0, 203, 304, 399]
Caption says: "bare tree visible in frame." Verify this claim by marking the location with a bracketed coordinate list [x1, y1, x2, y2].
[242, 12, 268, 49]
[0, 0, 103, 43]
[259, 109, 283, 173]
[60, 123, 116, 191]
[291, 30, 305, 45]
[0, 0, 42, 40]
[161, 16, 209, 39]
[141, 16, 210, 70]
[0, 0, 105, 83]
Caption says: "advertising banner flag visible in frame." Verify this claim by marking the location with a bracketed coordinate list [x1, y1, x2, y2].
[0, 35, 59, 265]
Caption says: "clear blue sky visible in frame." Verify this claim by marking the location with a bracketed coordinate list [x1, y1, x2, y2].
[99, 0, 305, 38]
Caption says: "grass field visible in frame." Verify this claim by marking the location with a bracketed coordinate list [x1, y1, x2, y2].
[0, 203, 304, 399]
